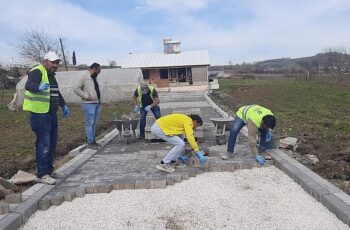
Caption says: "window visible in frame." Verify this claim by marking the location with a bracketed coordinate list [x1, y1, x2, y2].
[160, 69, 168, 79]
[142, 69, 149, 79]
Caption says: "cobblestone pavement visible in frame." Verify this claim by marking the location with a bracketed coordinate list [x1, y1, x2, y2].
[40, 89, 257, 206]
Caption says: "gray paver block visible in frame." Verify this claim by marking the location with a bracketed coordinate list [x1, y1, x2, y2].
[74, 188, 87, 198]
[181, 173, 189, 180]
[5, 193, 22, 203]
[94, 184, 112, 193]
[0, 201, 10, 215]
[172, 174, 182, 183]
[51, 194, 64, 206]
[221, 164, 236, 172]
[85, 186, 95, 194]
[11, 197, 37, 223]
[112, 183, 120, 190]
[37, 199, 51, 210]
[0, 213, 23, 230]
[322, 193, 350, 226]
[208, 165, 222, 172]
[135, 181, 151, 189]
[119, 182, 135, 190]
[151, 180, 166, 189]
[166, 179, 175, 186]
[64, 191, 76, 202]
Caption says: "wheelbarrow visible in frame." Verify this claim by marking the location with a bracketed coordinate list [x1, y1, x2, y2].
[210, 117, 234, 145]
[113, 113, 140, 144]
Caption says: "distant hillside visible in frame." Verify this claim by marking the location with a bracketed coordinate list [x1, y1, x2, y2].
[210, 52, 350, 74]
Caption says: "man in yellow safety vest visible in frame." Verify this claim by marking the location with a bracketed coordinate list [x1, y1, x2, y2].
[23, 51, 70, 185]
[222, 105, 276, 166]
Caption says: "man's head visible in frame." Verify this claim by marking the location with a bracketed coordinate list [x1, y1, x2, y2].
[189, 114, 203, 129]
[140, 82, 149, 94]
[43, 51, 60, 73]
[262, 115, 276, 130]
[89, 63, 101, 77]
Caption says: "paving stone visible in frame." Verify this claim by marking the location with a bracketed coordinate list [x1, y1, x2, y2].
[151, 180, 166, 189]
[0, 213, 23, 230]
[321, 193, 350, 226]
[119, 182, 135, 190]
[221, 164, 236, 172]
[5, 193, 22, 203]
[208, 164, 222, 172]
[166, 179, 175, 186]
[0, 201, 10, 215]
[94, 184, 112, 193]
[11, 197, 38, 223]
[112, 183, 120, 190]
[85, 186, 95, 194]
[51, 194, 64, 206]
[74, 188, 87, 198]
[37, 199, 51, 210]
[64, 191, 76, 202]
[181, 173, 189, 180]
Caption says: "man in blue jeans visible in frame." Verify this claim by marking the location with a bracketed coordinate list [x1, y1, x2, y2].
[133, 82, 161, 139]
[222, 105, 276, 166]
[73, 63, 102, 149]
[23, 51, 70, 185]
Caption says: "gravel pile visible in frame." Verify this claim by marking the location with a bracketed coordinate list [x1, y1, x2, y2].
[22, 167, 349, 230]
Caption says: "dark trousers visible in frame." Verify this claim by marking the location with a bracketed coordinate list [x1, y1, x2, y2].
[30, 112, 58, 178]
[227, 117, 268, 154]
[139, 106, 161, 136]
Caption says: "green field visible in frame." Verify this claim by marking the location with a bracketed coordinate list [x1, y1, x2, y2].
[211, 78, 350, 193]
[0, 96, 132, 178]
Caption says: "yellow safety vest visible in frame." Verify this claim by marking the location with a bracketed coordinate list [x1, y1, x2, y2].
[137, 85, 155, 107]
[236, 105, 273, 128]
[23, 64, 50, 113]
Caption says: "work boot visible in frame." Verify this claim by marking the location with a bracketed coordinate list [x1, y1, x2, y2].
[222, 152, 235, 160]
[156, 161, 175, 173]
[88, 143, 100, 150]
[261, 152, 272, 160]
[37, 175, 56, 185]
[138, 134, 145, 140]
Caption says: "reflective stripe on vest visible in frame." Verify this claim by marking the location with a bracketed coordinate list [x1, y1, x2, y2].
[23, 64, 50, 113]
[137, 85, 154, 107]
[236, 105, 273, 128]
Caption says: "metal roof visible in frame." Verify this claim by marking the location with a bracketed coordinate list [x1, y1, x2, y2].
[122, 50, 210, 68]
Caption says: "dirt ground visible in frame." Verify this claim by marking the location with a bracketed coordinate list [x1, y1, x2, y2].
[209, 78, 350, 194]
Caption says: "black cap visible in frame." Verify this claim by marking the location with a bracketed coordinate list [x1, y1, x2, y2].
[262, 115, 276, 129]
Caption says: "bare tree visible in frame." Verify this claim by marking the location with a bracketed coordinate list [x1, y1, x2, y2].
[109, 60, 117, 67]
[323, 47, 349, 75]
[17, 28, 61, 63]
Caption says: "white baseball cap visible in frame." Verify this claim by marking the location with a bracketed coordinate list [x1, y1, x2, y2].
[43, 51, 61, 62]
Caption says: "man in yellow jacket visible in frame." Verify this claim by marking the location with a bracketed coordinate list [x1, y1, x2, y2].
[222, 105, 276, 166]
[151, 114, 207, 172]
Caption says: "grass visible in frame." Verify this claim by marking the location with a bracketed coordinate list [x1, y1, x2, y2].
[0, 95, 132, 178]
[212, 78, 350, 192]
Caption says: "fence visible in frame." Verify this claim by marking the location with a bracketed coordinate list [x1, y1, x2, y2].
[0, 88, 15, 109]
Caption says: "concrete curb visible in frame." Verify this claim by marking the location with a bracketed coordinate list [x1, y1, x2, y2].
[0, 128, 119, 230]
[270, 149, 350, 226]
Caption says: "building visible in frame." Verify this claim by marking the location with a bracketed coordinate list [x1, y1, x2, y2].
[122, 38, 210, 87]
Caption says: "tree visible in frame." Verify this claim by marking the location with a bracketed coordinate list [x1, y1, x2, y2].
[322, 47, 349, 75]
[17, 28, 70, 65]
[72, 51, 77, 66]
[109, 60, 117, 67]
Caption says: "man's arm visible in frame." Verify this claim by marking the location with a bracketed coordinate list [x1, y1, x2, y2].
[25, 69, 42, 92]
[73, 75, 89, 100]
[184, 121, 199, 152]
[151, 89, 160, 107]
[247, 120, 259, 155]
[133, 90, 138, 105]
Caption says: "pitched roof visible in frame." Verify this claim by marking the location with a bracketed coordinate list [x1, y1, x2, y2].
[122, 50, 210, 68]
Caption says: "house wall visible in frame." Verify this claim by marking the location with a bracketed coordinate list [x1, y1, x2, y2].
[192, 66, 208, 82]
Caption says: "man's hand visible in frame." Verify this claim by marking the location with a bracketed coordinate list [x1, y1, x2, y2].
[144, 105, 152, 112]
[87, 94, 92, 101]
[133, 105, 139, 113]
[195, 151, 207, 165]
[62, 105, 70, 118]
[255, 155, 265, 166]
[38, 83, 49, 92]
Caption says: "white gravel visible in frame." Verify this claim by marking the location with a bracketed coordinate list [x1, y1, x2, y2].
[22, 166, 349, 230]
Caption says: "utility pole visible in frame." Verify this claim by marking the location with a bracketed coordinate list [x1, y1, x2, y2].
[59, 38, 68, 71]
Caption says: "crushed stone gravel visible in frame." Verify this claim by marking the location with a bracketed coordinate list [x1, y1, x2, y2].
[21, 166, 349, 230]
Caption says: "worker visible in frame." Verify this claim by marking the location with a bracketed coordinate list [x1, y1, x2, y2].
[151, 113, 207, 173]
[23, 51, 70, 185]
[133, 82, 161, 139]
[222, 105, 276, 166]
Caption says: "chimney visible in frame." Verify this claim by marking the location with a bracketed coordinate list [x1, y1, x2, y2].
[163, 38, 181, 54]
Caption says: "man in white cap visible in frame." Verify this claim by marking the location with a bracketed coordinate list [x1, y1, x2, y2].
[23, 51, 70, 185]
[133, 82, 161, 139]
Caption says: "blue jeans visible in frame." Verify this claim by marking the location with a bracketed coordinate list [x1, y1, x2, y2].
[139, 105, 161, 137]
[227, 117, 270, 154]
[82, 103, 101, 144]
[30, 112, 58, 178]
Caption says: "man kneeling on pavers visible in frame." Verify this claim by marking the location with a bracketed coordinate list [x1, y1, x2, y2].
[151, 114, 207, 173]
[222, 105, 276, 166]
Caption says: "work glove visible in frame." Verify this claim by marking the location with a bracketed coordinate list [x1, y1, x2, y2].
[195, 151, 207, 165]
[266, 130, 272, 142]
[255, 154, 266, 166]
[178, 155, 189, 163]
[38, 83, 49, 92]
[144, 105, 152, 112]
[133, 105, 139, 113]
[61, 105, 70, 118]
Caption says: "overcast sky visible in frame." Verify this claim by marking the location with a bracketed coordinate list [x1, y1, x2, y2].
[1, 0, 350, 66]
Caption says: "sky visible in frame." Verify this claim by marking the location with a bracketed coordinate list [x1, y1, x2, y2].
[1, 0, 350, 66]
